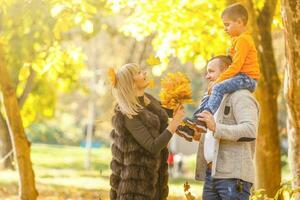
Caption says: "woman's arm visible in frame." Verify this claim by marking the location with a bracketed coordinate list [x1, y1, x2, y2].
[162, 107, 173, 118]
[125, 117, 172, 156]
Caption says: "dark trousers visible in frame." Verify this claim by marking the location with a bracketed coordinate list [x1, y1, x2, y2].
[202, 168, 253, 200]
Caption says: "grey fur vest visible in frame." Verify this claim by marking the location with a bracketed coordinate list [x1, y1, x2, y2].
[110, 94, 170, 200]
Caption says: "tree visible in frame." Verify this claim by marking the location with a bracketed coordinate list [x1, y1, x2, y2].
[0, 0, 106, 169]
[108, 0, 228, 74]
[0, 41, 38, 200]
[281, 0, 300, 199]
[238, 0, 282, 197]
[0, 113, 13, 169]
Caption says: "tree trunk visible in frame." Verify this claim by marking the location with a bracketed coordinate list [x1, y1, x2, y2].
[84, 99, 95, 170]
[0, 43, 38, 199]
[229, 0, 282, 197]
[18, 67, 36, 108]
[0, 112, 14, 169]
[0, 64, 36, 170]
[0, 67, 35, 170]
[281, 0, 300, 199]
[126, 40, 137, 63]
[249, 0, 282, 197]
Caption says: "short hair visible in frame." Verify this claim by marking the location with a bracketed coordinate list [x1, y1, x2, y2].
[208, 55, 232, 70]
[221, 3, 248, 25]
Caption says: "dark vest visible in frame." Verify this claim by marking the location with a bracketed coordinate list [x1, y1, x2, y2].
[110, 94, 169, 200]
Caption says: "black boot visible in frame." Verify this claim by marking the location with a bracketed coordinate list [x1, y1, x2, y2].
[183, 117, 207, 132]
[176, 125, 194, 142]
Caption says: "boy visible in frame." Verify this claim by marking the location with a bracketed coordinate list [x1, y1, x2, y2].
[178, 3, 259, 137]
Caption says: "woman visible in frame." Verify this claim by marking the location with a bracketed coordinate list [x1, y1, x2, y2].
[109, 63, 184, 200]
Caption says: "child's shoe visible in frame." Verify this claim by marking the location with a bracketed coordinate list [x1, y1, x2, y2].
[183, 117, 207, 132]
[176, 125, 194, 142]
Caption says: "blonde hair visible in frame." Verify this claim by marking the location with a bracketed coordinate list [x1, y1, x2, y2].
[112, 63, 149, 118]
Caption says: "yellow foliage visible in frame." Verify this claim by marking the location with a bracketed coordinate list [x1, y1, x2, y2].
[148, 79, 155, 89]
[159, 72, 193, 110]
[81, 19, 94, 34]
[18, 64, 30, 81]
[113, 0, 228, 68]
[250, 183, 300, 200]
[107, 67, 117, 87]
[146, 54, 161, 66]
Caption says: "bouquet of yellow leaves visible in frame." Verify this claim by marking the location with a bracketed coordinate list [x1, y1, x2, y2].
[159, 72, 193, 110]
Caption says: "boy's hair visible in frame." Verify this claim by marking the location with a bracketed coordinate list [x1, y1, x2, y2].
[209, 55, 232, 71]
[221, 3, 248, 25]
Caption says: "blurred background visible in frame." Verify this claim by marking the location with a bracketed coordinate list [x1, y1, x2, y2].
[0, 0, 296, 199]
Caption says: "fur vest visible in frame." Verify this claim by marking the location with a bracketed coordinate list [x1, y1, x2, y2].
[110, 94, 170, 200]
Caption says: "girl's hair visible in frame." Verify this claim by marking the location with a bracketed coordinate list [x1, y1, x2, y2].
[112, 63, 149, 118]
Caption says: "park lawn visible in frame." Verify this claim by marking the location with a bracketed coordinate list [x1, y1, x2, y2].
[0, 143, 292, 199]
[0, 143, 203, 199]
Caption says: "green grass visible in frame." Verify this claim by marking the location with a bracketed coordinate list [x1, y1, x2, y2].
[31, 144, 111, 172]
[0, 143, 292, 199]
[0, 143, 203, 199]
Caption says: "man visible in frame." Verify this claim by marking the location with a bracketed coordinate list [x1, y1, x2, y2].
[194, 55, 260, 200]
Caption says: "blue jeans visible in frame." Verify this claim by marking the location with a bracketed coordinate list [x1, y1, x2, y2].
[195, 73, 257, 115]
[203, 168, 253, 200]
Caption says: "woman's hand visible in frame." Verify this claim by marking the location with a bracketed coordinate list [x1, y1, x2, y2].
[167, 105, 185, 134]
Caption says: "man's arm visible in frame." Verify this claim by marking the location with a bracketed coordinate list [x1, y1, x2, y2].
[213, 93, 259, 141]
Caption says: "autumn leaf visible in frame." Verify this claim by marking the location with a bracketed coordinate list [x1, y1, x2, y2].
[184, 181, 196, 200]
[184, 181, 190, 192]
[146, 54, 161, 66]
[148, 79, 155, 89]
[159, 72, 193, 110]
[108, 67, 117, 87]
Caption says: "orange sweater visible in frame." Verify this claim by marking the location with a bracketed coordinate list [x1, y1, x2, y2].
[216, 32, 260, 83]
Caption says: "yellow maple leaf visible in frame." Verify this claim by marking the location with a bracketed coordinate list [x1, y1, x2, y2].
[108, 67, 117, 87]
[146, 54, 161, 66]
[184, 181, 196, 200]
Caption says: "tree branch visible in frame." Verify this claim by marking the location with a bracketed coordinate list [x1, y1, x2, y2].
[138, 34, 154, 65]
[126, 39, 137, 63]
[258, 0, 278, 28]
[17, 67, 36, 108]
[264, 0, 277, 20]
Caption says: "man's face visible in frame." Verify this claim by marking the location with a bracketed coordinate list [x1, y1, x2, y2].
[222, 15, 243, 37]
[205, 59, 223, 82]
